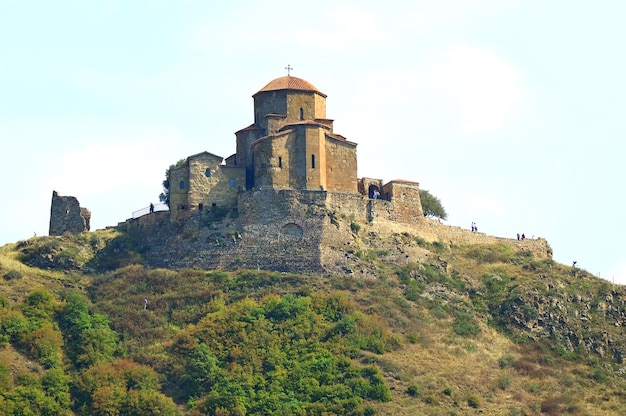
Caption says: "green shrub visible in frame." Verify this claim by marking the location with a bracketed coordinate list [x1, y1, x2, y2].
[207, 270, 230, 283]
[350, 222, 361, 234]
[424, 395, 438, 405]
[407, 384, 420, 397]
[467, 395, 481, 408]
[497, 374, 511, 390]
[0, 310, 29, 345]
[414, 236, 427, 246]
[592, 367, 607, 383]
[19, 324, 64, 368]
[499, 355, 515, 368]
[452, 309, 481, 337]
[166, 293, 392, 414]
[363, 405, 377, 415]
[431, 241, 446, 251]
[464, 244, 514, 264]
[3, 270, 23, 280]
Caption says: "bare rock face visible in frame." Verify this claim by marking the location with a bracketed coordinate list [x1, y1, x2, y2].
[495, 283, 626, 364]
[49, 191, 91, 236]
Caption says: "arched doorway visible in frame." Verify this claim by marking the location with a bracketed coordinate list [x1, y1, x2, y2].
[368, 184, 381, 199]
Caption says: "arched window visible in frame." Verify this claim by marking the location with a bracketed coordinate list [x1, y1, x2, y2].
[278, 157, 282, 168]
[205, 168, 211, 177]
[299, 108, 304, 120]
[311, 154, 315, 169]
[179, 180, 185, 190]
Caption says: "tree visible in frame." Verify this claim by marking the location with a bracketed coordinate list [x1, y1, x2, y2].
[419, 189, 447, 220]
[159, 159, 186, 207]
[58, 291, 122, 368]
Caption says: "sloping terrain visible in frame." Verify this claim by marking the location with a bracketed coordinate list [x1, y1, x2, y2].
[1, 229, 625, 415]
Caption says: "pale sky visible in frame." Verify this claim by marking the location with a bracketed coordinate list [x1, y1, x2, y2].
[1, 1, 625, 283]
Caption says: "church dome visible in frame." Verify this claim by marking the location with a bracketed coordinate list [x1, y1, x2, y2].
[257, 76, 325, 96]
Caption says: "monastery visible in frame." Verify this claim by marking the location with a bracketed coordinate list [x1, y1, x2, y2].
[51, 74, 552, 275]
[167, 74, 417, 220]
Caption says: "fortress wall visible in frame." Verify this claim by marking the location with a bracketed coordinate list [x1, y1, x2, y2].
[385, 182, 424, 219]
[120, 188, 552, 274]
[416, 219, 552, 257]
[237, 189, 326, 271]
[368, 198, 423, 224]
[325, 191, 369, 222]
[119, 211, 174, 252]
[356, 195, 423, 226]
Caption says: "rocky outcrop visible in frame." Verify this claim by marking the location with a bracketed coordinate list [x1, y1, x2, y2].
[494, 278, 626, 363]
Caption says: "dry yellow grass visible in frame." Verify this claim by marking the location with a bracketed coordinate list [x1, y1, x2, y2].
[2, 234, 626, 415]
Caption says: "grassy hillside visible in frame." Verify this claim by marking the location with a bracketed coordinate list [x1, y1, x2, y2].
[1, 230, 625, 415]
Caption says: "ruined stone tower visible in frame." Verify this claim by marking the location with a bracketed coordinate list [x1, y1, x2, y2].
[49, 191, 91, 236]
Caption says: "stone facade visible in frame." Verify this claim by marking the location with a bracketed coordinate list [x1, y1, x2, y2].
[123, 74, 552, 274]
[169, 152, 245, 221]
[49, 191, 91, 236]
[121, 188, 552, 276]
[169, 75, 360, 220]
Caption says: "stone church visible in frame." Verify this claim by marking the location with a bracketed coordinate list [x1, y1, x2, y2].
[168, 75, 368, 221]
[115, 74, 552, 274]
[48, 74, 551, 273]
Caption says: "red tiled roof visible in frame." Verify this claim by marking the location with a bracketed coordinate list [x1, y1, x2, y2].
[389, 179, 420, 185]
[257, 76, 325, 96]
[235, 124, 262, 134]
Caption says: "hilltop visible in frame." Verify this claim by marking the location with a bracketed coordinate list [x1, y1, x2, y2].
[1, 223, 625, 415]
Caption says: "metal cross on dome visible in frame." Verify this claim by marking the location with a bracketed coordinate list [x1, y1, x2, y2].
[285, 64, 293, 76]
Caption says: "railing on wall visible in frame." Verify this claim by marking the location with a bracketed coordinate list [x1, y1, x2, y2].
[132, 203, 169, 219]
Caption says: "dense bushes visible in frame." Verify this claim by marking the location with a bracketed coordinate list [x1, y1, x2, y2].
[74, 359, 179, 415]
[58, 292, 123, 368]
[167, 292, 392, 414]
[0, 273, 394, 415]
[0, 289, 130, 414]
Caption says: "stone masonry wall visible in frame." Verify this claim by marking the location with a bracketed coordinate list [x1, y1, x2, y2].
[253, 131, 290, 189]
[121, 188, 551, 275]
[325, 137, 357, 192]
[49, 191, 90, 236]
